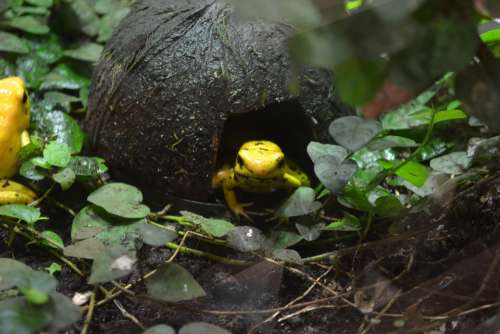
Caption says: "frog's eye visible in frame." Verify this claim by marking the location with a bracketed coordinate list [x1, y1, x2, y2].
[236, 155, 244, 167]
[22, 92, 28, 104]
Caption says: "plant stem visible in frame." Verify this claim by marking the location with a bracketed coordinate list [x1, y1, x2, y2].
[164, 242, 249, 266]
[81, 286, 97, 334]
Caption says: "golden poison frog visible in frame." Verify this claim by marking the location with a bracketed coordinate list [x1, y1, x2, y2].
[212, 140, 309, 219]
[0, 77, 36, 204]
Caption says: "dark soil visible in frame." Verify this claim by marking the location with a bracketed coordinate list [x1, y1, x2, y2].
[2, 173, 500, 334]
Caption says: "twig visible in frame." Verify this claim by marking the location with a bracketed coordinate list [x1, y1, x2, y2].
[81, 286, 97, 334]
[113, 300, 145, 330]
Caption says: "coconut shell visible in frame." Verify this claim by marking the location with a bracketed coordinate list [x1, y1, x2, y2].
[86, 0, 349, 204]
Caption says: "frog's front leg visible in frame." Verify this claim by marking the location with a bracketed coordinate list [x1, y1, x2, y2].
[222, 185, 253, 221]
[212, 166, 253, 220]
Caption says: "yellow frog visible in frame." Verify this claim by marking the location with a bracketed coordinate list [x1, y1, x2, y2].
[212, 140, 310, 219]
[0, 76, 36, 204]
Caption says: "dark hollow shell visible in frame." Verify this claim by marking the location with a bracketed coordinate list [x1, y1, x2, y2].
[86, 0, 348, 204]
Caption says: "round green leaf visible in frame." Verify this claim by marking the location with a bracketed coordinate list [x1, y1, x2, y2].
[20, 288, 49, 305]
[19, 161, 46, 181]
[143, 324, 176, 334]
[329, 116, 382, 151]
[179, 322, 231, 334]
[43, 142, 72, 168]
[87, 183, 150, 219]
[0, 32, 29, 54]
[146, 263, 206, 302]
[0, 205, 41, 225]
[52, 167, 76, 190]
[430, 151, 471, 175]
[314, 156, 357, 194]
[7, 16, 50, 35]
[277, 187, 321, 217]
[136, 223, 177, 247]
[306, 141, 348, 163]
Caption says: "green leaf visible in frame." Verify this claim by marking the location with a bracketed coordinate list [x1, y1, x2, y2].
[0, 32, 29, 54]
[433, 109, 467, 123]
[20, 288, 49, 305]
[0, 205, 41, 225]
[337, 182, 372, 212]
[334, 58, 386, 105]
[19, 160, 46, 181]
[373, 194, 403, 218]
[345, 0, 364, 11]
[25, 0, 53, 8]
[146, 263, 206, 302]
[45, 263, 61, 276]
[45, 292, 81, 332]
[62, 0, 100, 36]
[7, 16, 50, 35]
[232, 0, 320, 29]
[15, 55, 50, 89]
[324, 212, 361, 231]
[416, 137, 453, 161]
[68, 157, 108, 176]
[367, 135, 417, 150]
[87, 183, 150, 219]
[277, 187, 322, 217]
[226, 226, 265, 252]
[43, 91, 80, 112]
[17, 136, 44, 162]
[31, 34, 64, 64]
[41, 230, 64, 250]
[180, 211, 235, 237]
[0, 297, 51, 334]
[313, 156, 357, 194]
[295, 219, 325, 241]
[31, 157, 51, 169]
[179, 323, 231, 334]
[88, 246, 136, 284]
[429, 151, 471, 175]
[265, 230, 303, 251]
[199, 219, 234, 238]
[32, 110, 85, 154]
[351, 147, 397, 169]
[64, 238, 108, 260]
[43, 142, 72, 168]
[71, 205, 143, 251]
[394, 160, 429, 187]
[329, 116, 382, 151]
[306, 141, 347, 163]
[0, 258, 57, 296]
[63, 42, 103, 62]
[40, 63, 90, 91]
[136, 223, 177, 247]
[142, 324, 176, 334]
[272, 249, 303, 264]
[52, 167, 76, 190]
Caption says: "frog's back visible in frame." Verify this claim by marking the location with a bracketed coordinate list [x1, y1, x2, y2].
[0, 77, 27, 178]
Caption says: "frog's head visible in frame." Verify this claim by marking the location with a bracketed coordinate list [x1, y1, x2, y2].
[0, 77, 30, 130]
[234, 140, 285, 179]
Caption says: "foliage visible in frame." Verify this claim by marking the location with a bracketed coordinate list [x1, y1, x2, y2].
[0, 258, 80, 334]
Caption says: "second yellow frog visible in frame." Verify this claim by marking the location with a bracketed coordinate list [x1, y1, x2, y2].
[212, 140, 310, 219]
[0, 76, 36, 204]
